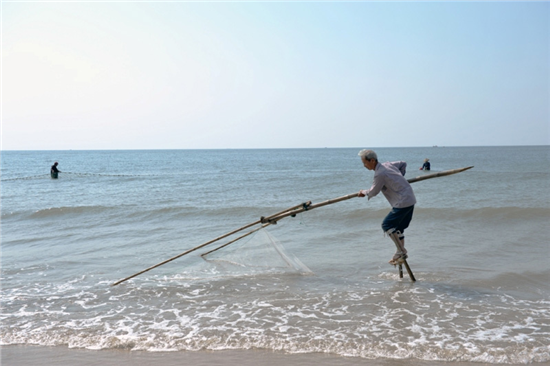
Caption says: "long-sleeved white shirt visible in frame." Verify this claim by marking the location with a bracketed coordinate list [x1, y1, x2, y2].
[364, 161, 416, 208]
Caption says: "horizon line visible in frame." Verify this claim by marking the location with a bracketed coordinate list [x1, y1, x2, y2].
[1, 144, 548, 152]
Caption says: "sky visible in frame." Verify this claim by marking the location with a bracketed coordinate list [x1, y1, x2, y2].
[1, 1, 549, 150]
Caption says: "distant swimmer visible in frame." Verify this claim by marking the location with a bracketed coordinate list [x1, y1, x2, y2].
[420, 158, 431, 171]
[51, 162, 61, 179]
[357, 149, 416, 267]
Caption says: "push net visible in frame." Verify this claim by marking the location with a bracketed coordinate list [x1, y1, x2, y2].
[202, 228, 312, 275]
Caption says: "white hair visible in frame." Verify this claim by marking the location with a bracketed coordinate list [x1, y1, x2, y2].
[358, 149, 378, 161]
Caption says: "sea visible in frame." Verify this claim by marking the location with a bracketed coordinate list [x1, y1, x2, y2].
[1, 146, 549, 365]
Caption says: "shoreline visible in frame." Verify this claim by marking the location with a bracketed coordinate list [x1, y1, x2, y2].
[2, 345, 548, 366]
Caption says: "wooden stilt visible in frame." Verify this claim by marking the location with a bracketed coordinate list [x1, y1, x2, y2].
[393, 258, 415, 282]
[389, 232, 416, 282]
[401, 259, 416, 282]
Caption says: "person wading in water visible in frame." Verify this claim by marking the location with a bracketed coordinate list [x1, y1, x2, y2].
[51, 162, 61, 179]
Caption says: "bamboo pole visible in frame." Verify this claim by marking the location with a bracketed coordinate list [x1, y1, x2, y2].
[199, 194, 360, 257]
[111, 166, 473, 286]
[263, 166, 475, 223]
[258, 192, 360, 223]
[111, 202, 310, 286]
[201, 223, 271, 257]
[407, 166, 474, 184]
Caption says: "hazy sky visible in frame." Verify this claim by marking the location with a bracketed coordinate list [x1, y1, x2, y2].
[2, 1, 549, 150]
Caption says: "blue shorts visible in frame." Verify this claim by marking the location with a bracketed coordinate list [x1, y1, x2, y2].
[381, 205, 415, 233]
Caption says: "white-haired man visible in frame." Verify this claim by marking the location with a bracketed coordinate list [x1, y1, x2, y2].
[357, 149, 416, 265]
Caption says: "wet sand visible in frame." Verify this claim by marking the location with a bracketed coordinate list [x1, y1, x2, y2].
[3, 346, 547, 366]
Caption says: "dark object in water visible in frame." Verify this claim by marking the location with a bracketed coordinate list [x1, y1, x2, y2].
[51, 172, 58, 179]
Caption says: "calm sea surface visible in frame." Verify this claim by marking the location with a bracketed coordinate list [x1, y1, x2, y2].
[1, 146, 549, 363]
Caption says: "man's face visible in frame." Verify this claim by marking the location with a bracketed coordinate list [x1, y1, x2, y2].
[362, 156, 376, 171]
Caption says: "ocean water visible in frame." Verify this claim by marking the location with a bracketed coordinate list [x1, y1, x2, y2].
[1, 146, 549, 364]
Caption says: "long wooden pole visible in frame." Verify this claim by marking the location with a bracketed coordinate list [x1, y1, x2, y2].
[111, 202, 310, 286]
[201, 168, 475, 258]
[111, 167, 473, 286]
[199, 194, 357, 257]
[200, 223, 271, 257]
[201, 167, 474, 259]
[263, 166, 475, 223]
[407, 166, 474, 184]
[257, 192, 360, 223]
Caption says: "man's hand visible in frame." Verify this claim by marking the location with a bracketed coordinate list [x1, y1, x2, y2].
[358, 190, 368, 197]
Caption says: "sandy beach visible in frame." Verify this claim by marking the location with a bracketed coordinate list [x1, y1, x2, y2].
[5, 346, 548, 366]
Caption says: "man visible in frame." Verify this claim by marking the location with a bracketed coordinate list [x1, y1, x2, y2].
[51, 162, 61, 179]
[357, 149, 416, 265]
[421, 158, 431, 171]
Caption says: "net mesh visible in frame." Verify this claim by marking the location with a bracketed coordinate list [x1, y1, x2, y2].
[202, 228, 312, 275]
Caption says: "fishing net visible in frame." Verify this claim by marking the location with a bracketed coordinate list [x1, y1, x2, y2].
[202, 227, 313, 275]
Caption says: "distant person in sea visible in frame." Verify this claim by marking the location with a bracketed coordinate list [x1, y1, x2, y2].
[420, 158, 431, 171]
[357, 149, 416, 265]
[51, 162, 61, 179]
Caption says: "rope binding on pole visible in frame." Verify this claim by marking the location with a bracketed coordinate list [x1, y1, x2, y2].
[292, 201, 311, 217]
